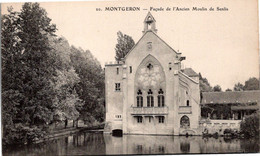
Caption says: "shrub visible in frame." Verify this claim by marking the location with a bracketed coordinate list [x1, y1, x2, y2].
[3, 123, 45, 147]
[240, 111, 259, 137]
[224, 128, 231, 134]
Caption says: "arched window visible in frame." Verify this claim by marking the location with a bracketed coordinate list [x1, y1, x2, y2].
[180, 115, 190, 128]
[137, 89, 143, 107]
[147, 89, 154, 107]
[157, 89, 165, 107]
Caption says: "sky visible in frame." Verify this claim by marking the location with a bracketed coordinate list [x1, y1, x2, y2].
[1, 0, 259, 90]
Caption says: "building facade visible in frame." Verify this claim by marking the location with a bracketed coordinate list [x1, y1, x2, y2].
[104, 12, 201, 135]
[199, 91, 260, 135]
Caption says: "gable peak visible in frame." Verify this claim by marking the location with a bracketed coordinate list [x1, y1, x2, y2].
[143, 12, 157, 34]
[144, 12, 156, 22]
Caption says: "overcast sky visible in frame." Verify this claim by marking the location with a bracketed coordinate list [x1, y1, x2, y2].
[2, 0, 259, 90]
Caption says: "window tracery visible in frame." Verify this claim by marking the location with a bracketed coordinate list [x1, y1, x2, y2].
[158, 89, 165, 107]
[135, 55, 166, 108]
[137, 89, 143, 107]
[147, 89, 154, 107]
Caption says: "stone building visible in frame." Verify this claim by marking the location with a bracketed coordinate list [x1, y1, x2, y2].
[104, 12, 201, 135]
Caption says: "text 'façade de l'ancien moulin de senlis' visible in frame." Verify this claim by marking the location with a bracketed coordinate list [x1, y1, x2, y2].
[150, 7, 228, 11]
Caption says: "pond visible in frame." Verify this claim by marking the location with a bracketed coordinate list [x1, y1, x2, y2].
[3, 131, 259, 155]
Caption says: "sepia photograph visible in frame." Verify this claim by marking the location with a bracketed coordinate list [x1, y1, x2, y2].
[1, 0, 259, 155]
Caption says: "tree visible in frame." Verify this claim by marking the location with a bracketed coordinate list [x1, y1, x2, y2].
[1, 8, 22, 144]
[2, 3, 105, 146]
[213, 85, 222, 92]
[17, 2, 57, 125]
[199, 73, 212, 92]
[115, 31, 135, 62]
[233, 82, 244, 91]
[70, 46, 105, 124]
[244, 77, 259, 90]
[48, 36, 72, 70]
[225, 88, 232, 92]
[2, 2, 58, 145]
[49, 36, 83, 127]
[1, 7, 22, 91]
[52, 69, 83, 126]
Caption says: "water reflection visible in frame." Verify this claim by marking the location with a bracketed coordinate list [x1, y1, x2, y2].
[180, 142, 190, 153]
[3, 132, 259, 155]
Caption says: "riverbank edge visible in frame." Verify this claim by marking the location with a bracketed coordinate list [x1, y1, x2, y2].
[34, 128, 78, 144]
[34, 127, 103, 144]
[15, 127, 249, 146]
[104, 132, 245, 139]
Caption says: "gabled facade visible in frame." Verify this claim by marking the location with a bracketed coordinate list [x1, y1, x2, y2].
[104, 13, 200, 135]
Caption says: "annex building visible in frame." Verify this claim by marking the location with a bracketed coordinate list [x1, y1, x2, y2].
[104, 12, 201, 135]
[199, 90, 260, 135]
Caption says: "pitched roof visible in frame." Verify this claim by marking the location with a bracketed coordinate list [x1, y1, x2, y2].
[123, 13, 182, 61]
[123, 30, 181, 61]
[201, 90, 260, 104]
[179, 71, 199, 84]
[181, 68, 199, 77]
[231, 105, 259, 110]
[144, 12, 156, 22]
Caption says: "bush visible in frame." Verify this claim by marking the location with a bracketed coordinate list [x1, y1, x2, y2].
[240, 111, 259, 137]
[224, 128, 231, 134]
[3, 123, 45, 146]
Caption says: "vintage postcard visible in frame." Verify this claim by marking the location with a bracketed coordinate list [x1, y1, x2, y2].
[1, 0, 259, 155]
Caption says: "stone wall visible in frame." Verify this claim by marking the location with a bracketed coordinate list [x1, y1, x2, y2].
[104, 64, 124, 133]
[200, 119, 241, 135]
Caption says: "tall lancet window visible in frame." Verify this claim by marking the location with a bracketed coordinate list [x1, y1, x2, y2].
[157, 89, 165, 107]
[147, 89, 154, 107]
[136, 89, 143, 107]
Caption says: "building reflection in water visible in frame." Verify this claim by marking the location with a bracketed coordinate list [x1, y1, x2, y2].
[103, 134, 259, 154]
[105, 134, 203, 154]
[3, 132, 259, 155]
[180, 142, 190, 153]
